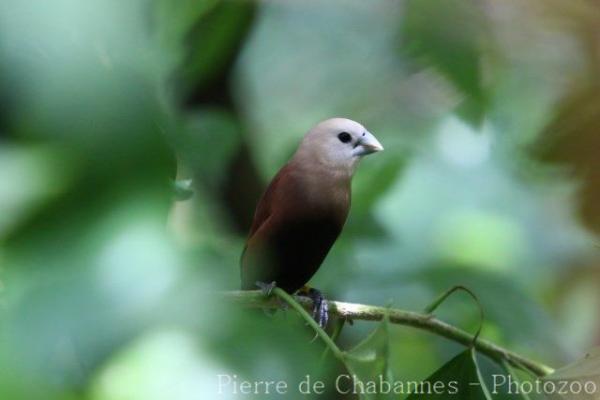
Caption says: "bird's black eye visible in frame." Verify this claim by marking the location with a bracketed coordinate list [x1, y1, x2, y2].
[337, 132, 352, 143]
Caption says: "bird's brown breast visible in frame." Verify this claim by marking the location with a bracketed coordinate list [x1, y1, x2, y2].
[240, 163, 350, 293]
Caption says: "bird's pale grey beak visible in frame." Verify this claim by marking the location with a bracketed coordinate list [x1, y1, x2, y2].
[352, 131, 384, 157]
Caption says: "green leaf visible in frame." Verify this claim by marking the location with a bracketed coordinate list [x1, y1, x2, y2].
[543, 348, 600, 399]
[343, 313, 394, 399]
[402, 0, 490, 126]
[154, 0, 220, 51]
[407, 348, 492, 399]
[546, 348, 600, 380]
[176, 0, 255, 97]
[173, 110, 241, 188]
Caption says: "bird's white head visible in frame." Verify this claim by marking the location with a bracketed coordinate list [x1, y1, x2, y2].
[294, 117, 384, 176]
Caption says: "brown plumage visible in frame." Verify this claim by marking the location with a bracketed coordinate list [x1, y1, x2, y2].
[241, 118, 383, 297]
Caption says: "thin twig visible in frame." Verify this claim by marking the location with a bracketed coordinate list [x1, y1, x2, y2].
[320, 318, 346, 364]
[221, 290, 555, 377]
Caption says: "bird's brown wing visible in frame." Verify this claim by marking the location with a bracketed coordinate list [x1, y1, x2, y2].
[239, 164, 291, 280]
[246, 165, 289, 238]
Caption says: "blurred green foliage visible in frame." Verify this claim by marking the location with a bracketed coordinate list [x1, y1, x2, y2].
[0, 0, 599, 399]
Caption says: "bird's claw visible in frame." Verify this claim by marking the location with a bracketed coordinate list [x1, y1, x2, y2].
[304, 288, 329, 328]
[256, 281, 277, 296]
[255, 281, 288, 316]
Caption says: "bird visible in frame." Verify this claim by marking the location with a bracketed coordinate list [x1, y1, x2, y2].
[240, 117, 383, 326]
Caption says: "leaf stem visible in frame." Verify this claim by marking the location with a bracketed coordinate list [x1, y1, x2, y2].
[501, 359, 532, 400]
[423, 285, 484, 344]
[271, 287, 345, 362]
[320, 318, 346, 364]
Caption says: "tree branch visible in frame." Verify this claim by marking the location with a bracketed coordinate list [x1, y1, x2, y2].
[221, 290, 555, 377]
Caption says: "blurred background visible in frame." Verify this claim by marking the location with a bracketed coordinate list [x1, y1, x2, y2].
[0, 0, 599, 398]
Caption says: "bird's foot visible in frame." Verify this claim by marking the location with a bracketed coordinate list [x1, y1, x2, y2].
[255, 281, 277, 296]
[255, 281, 288, 311]
[299, 287, 329, 328]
